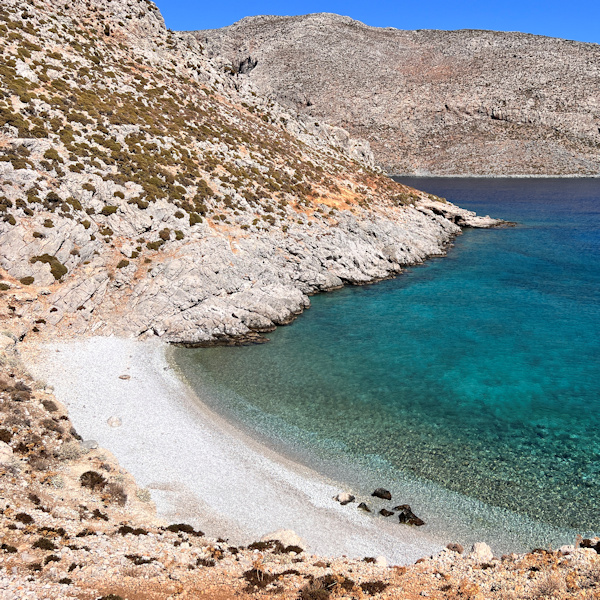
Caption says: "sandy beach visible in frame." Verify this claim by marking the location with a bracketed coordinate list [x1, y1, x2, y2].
[21, 336, 447, 565]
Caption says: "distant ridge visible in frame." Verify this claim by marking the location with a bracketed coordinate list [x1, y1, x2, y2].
[196, 13, 600, 176]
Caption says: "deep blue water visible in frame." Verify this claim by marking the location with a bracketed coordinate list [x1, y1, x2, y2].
[173, 178, 600, 546]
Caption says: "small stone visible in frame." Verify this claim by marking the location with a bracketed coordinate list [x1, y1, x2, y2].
[469, 542, 494, 563]
[446, 543, 464, 554]
[357, 502, 371, 512]
[107, 416, 122, 427]
[372, 488, 392, 500]
[335, 492, 355, 505]
[81, 439, 99, 450]
[379, 509, 394, 517]
[119, 374, 130, 380]
[375, 555, 387, 567]
[0, 441, 13, 464]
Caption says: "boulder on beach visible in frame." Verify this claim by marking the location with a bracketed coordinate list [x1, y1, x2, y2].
[395, 504, 425, 526]
[379, 508, 394, 517]
[446, 543, 464, 554]
[260, 529, 305, 549]
[371, 488, 392, 500]
[334, 492, 355, 505]
[469, 542, 494, 563]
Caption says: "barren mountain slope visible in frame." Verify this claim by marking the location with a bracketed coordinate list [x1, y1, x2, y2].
[197, 14, 600, 176]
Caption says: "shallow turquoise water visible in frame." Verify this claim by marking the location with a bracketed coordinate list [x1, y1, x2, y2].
[173, 178, 600, 546]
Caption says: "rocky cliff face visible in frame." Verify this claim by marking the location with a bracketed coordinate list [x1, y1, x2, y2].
[197, 14, 600, 176]
[0, 0, 499, 346]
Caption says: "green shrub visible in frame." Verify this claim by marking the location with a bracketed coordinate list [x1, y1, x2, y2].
[189, 212, 202, 226]
[43, 148, 62, 162]
[100, 205, 118, 216]
[30, 254, 67, 280]
[116, 259, 129, 269]
[19, 276, 34, 285]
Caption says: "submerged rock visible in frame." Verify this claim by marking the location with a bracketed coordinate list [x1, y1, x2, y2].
[371, 488, 392, 500]
[357, 502, 371, 512]
[107, 416, 122, 428]
[379, 509, 394, 517]
[395, 505, 425, 526]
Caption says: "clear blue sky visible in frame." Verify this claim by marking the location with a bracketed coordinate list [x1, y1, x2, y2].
[154, 0, 600, 44]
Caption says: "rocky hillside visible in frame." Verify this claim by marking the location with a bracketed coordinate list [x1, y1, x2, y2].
[0, 0, 498, 346]
[197, 14, 600, 176]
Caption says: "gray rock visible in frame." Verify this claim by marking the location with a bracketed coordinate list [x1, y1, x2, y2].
[81, 440, 99, 450]
[334, 492, 355, 505]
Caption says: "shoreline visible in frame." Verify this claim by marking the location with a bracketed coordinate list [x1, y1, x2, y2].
[21, 336, 448, 565]
[20, 331, 580, 565]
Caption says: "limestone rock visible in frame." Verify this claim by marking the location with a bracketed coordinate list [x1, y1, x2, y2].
[335, 492, 355, 505]
[470, 542, 494, 563]
[260, 529, 305, 549]
[0, 441, 13, 464]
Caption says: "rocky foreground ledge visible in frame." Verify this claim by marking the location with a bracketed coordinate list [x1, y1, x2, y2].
[1, 326, 599, 599]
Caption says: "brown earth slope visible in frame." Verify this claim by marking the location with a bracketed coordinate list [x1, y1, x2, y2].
[197, 14, 600, 176]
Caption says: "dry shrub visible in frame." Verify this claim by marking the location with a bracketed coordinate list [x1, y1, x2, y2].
[135, 488, 151, 502]
[360, 581, 388, 595]
[299, 574, 356, 600]
[42, 399, 59, 412]
[80, 470, 107, 491]
[58, 441, 83, 461]
[533, 571, 565, 598]
[103, 482, 127, 506]
[15, 512, 34, 524]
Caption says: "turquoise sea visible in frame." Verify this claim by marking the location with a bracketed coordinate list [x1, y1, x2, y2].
[173, 178, 600, 551]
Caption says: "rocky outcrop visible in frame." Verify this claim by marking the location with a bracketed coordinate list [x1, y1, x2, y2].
[0, 0, 502, 345]
[197, 13, 600, 176]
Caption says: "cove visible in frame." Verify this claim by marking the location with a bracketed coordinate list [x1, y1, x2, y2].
[172, 178, 600, 550]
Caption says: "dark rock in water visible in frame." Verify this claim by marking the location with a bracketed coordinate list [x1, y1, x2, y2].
[446, 543, 464, 554]
[357, 502, 371, 512]
[379, 509, 394, 517]
[395, 504, 425, 526]
[371, 488, 392, 500]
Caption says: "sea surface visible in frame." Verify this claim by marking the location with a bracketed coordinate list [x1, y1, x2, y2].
[173, 178, 600, 551]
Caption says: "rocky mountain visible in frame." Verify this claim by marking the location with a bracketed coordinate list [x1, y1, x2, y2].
[197, 14, 600, 176]
[0, 0, 498, 346]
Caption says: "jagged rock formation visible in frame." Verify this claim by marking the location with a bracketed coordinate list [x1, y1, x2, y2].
[0, 0, 500, 345]
[197, 14, 600, 176]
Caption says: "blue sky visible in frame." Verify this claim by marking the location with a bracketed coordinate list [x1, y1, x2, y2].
[154, 0, 600, 44]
